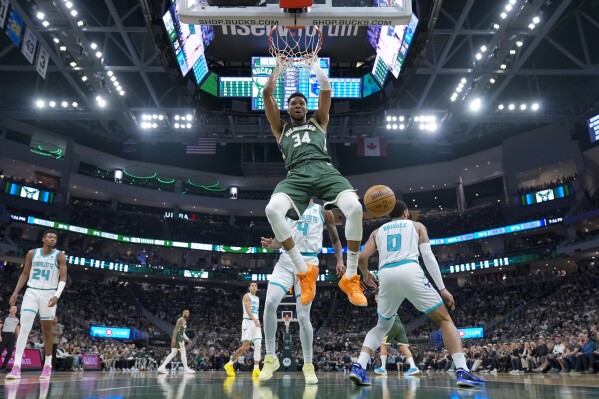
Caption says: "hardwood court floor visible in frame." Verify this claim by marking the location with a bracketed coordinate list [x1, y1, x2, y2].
[2, 370, 599, 398]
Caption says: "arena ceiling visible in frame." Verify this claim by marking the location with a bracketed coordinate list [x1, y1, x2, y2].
[0, 0, 598, 173]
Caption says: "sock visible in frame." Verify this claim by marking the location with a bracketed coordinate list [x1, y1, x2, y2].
[180, 347, 188, 369]
[254, 364, 259, 370]
[452, 353, 468, 371]
[227, 360, 233, 366]
[264, 284, 286, 356]
[408, 357, 417, 369]
[13, 309, 35, 368]
[358, 352, 370, 369]
[45, 356, 52, 367]
[289, 246, 308, 274]
[345, 251, 359, 278]
[296, 299, 313, 364]
[160, 348, 178, 369]
[380, 356, 387, 370]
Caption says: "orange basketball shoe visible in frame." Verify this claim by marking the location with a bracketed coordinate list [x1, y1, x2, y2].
[338, 274, 367, 306]
[297, 263, 319, 305]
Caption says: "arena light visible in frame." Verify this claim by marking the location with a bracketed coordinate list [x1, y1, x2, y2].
[90, 43, 98, 50]
[119, 91, 125, 96]
[36, 100, 45, 108]
[65, 1, 73, 8]
[61, 101, 68, 108]
[70, 61, 77, 67]
[392, 116, 397, 121]
[399, 124, 405, 130]
[475, 53, 482, 60]
[392, 124, 398, 129]
[53, 37, 59, 44]
[36, 12, 45, 20]
[528, 23, 536, 30]
[386, 116, 391, 122]
[186, 114, 193, 121]
[520, 103, 527, 111]
[505, 4, 512, 11]
[510, 49, 516, 55]
[107, 70, 113, 77]
[186, 123, 192, 128]
[532, 16, 540, 24]
[72, 101, 78, 107]
[480, 46, 487, 52]
[77, 20, 84, 27]
[490, 78, 496, 84]
[174, 115, 180, 121]
[509, 0, 516, 4]
[81, 76, 87, 81]
[493, 23, 500, 30]
[508, 103, 515, 111]
[498, 104, 504, 110]
[469, 98, 482, 112]
[42, 21, 50, 27]
[461, 77, 467, 84]
[174, 123, 180, 129]
[500, 12, 507, 19]
[516, 40, 523, 47]
[60, 46, 66, 52]
[49, 101, 56, 108]
[399, 116, 405, 122]
[500, 64, 507, 70]
[531, 103, 540, 111]
[95, 51, 102, 58]
[386, 124, 391, 129]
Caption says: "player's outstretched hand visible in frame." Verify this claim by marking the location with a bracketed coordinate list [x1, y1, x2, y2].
[47, 296, 58, 307]
[336, 261, 346, 277]
[440, 289, 455, 311]
[261, 237, 274, 249]
[362, 271, 378, 288]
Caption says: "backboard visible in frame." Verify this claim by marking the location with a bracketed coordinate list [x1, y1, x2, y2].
[178, 0, 412, 27]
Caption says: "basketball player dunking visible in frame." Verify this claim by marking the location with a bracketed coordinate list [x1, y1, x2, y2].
[262, 59, 367, 308]
[348, 201, 485, 388]
[258, 201, 345, 384]
[157, 309, 195, 374]
[6, 229, 67, 380]
[225, 282, 263, 378]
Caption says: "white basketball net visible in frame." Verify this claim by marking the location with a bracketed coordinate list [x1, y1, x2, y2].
[268, 25, 322, 74]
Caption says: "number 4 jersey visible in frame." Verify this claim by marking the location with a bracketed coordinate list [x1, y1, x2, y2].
[278, 117, 330, 171]
[376, 219, 420, 269]
[28, 248, 61, 289]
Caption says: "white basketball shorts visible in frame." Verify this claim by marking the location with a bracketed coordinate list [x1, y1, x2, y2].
[241, 319, 262, 342]
[268, 255, 319, 301]
[21, 287, 57, 320]
[377, 262, 444, 320]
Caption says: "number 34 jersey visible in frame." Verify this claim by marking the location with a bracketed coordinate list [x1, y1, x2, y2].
[28, 248, 61, 290]
[375, 220, 420, 269]
[278, 117, 331, 171]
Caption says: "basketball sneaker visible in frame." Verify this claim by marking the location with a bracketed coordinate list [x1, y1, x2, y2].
[259, 354, 280, 382]
[338, 275, 367, 307]
[297, 263, 318, 305]
[224, 362, 236, 377]
[252, 368, 261, 378]
[183, 368, 196, 374]
[39, 365, 52, 380]
[302, 363, 318, 384]
[5, 366, 21, 380]
[456, 368, 485, 388]
[405, 367, 421, 376]
[157, 366, 168, 374]
[349, 363, 371, 386]
[374, 367, 387, 375]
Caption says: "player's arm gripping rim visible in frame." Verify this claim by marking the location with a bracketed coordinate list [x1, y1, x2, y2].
[358, 230, 379, 289]
[324, 209, 346, 277]
[262, 64, 285, 140]
[48, 251, 68, 307]
[414, 222, 456, 311]
[243, 294, 261, 328]
[311, 61, 331, 130]
[9, 250, 34, 306]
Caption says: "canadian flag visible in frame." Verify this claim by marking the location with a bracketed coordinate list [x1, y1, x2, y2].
[357, 137, 387, 157]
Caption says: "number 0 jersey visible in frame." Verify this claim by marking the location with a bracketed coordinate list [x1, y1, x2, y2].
[278, 117, 330, 170]
[376, 219, 420, 269]
[28, 248, 61, 290]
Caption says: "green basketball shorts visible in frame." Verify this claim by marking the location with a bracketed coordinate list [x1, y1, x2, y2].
[383, 316, 410, 346]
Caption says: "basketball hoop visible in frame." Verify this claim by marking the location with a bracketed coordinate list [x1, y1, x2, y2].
[268, 25, 322, 75]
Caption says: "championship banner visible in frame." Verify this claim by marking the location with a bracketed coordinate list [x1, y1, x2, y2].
[21, 26, 37, 64]
[1, 349, 43, 370]
[36, 45, 49, 79]
[5, 7, 23, 47]
[0, 0, 9, 31]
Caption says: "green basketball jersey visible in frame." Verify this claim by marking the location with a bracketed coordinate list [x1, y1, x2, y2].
[279, 118, 330, 170]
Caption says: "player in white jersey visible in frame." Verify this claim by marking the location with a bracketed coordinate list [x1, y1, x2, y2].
[225, 283, 262, 377]
[258, 202, 345, 384]
[348, 201, 485, 388]
[6, 229, 67, 381]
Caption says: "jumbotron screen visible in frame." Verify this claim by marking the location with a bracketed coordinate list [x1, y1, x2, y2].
[588, 113, 599, 143]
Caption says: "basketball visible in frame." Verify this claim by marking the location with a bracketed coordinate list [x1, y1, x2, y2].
[364, 185, 396, 216]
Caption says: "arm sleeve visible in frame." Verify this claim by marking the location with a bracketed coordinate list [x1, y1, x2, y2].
[311, 62, 331, 91]
[183, 332, 190, 341]
[419, 243, 446, 290]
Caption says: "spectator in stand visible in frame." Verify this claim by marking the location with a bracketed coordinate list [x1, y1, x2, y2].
[546, 336, 565, 373]
[573, 333, 597, 374]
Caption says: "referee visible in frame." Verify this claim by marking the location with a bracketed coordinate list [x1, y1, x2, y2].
[0, 306, 20, 372]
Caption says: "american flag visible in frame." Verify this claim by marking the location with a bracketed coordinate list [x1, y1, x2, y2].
[185, 138, 217, 155]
